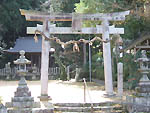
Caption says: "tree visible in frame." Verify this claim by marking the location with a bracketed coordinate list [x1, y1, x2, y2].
[41, 0, 80, 13]
[0, 0, 46, 67]
[0, 0, 46, 48]
[75, 0, 150, 45]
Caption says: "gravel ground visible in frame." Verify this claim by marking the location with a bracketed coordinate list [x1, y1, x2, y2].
[0, 80, 113, 104]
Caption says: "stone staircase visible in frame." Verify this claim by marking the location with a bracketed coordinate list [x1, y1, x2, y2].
[53, 102, 125, 113]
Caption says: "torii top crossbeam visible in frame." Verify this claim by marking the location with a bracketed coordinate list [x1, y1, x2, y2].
[20, 9, 129, 22]
[20, 9, 130, 35]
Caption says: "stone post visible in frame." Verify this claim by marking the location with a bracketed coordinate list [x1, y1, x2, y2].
[83, 43, 87, 65]
[39, 20, 51, 101]
[67, 66, 70, 81]
[32, 64, 37, 80]
[6, 62, 11, 80]
[101, 20, 114, 95]
[117, 62, 123, 97]
[75, 68, 81, 82]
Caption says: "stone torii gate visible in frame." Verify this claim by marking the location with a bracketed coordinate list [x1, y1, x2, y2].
[20, 9, 129, 100]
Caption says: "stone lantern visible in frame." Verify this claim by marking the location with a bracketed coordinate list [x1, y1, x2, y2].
[6, 50, 40, 112]
[126, 50, 150, 112]
[135, 50, 150, 85]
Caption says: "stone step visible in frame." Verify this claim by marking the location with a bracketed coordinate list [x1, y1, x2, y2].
[53, 102, 123, 113]
[55, 111, 122, 113]
[54, 106, 122, 112]
[53, 102, 120, 107]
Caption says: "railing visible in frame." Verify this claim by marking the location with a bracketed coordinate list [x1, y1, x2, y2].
[83, 78, 94, 113]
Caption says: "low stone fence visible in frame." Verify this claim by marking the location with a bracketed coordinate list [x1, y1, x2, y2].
[0, 67, 60, 80]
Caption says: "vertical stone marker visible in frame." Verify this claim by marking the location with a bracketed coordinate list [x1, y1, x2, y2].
[117, 62, 123, 97]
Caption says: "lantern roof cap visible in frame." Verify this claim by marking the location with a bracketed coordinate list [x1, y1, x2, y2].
[14, 50, 31, 65]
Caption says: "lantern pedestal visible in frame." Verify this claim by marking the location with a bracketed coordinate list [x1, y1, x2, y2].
[6, 76, 40, 110]
[126, 74, 150, 112]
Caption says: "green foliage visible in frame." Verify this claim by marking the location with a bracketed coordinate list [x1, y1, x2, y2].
[120, 53, 140, 89]
[42, 0, 80, 13]
[0, 0, 148, 85]
[75, 0, 150, 14]
[79, 64, 89, 79]
[122, 16, 143, 40]
[110, 52, 140, 89]
[50, 36, 86, 80]
[79, 50, 104, 81]
[50, 40, 66, 80]
[0, 53, 14, 69]
[75, 0, 131, 14]
[119, 15, 150, 40]
[75, 0, 150, 40]
[0, 0, 46, 47]
[91, 51, 104, 80]
[0, 0, 46, 67]
[74, 1, 150, 88]
[53, 53, 67, 81]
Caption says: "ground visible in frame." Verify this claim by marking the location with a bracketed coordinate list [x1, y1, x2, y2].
[0, 80, 130, 104]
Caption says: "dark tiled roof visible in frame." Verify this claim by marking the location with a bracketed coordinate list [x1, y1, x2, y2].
[6, 36, 54, 53]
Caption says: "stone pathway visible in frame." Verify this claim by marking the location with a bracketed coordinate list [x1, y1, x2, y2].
[0, 80, 115, 104]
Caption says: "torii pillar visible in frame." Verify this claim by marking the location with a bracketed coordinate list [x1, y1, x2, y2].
[102, 20, 113, 95]
[96, 20, 114, 95]
[20, 11, 52, 100]
[40, 20, 51, 100]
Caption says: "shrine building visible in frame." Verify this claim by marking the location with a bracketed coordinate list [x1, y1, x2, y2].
[5, 36, 55, 68]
